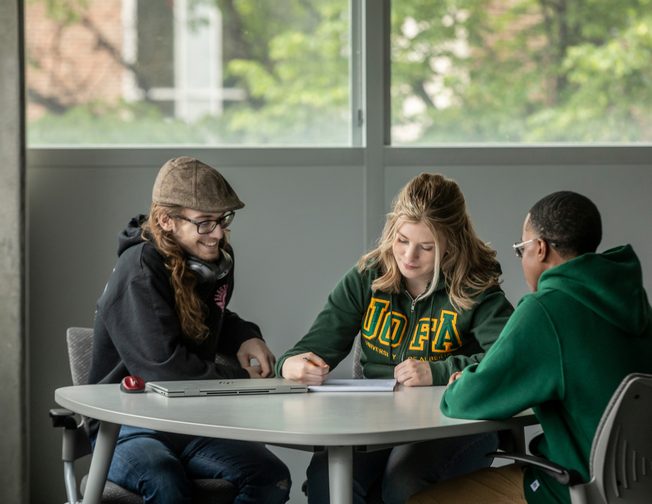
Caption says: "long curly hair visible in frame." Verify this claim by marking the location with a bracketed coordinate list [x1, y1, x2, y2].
[141, 203, 215, 342]
[358, 173, 501, 311]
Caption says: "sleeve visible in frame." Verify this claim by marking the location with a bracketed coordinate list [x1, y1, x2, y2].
[217, 309, 264, 355]
[99, 258, 247, 381]
[429, 287, 515, 384]
[440, 296, 564, 420]
[275, 267, 368, 376]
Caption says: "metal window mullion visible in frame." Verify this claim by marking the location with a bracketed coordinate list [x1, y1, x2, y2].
[361, 0, 390, 249]
[350, 0, 364, 147]
[174, 0, 188, 119]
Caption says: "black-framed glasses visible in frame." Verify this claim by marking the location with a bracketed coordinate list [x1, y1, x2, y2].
[512, 238, 536, 258]
[172, 211, 235, 234]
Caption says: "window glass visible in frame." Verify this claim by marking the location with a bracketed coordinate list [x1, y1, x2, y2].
[391, 0, 652, 144]
[26, 0, 350, 146]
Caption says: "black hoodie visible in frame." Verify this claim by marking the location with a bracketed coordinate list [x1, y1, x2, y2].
[88, 215, 260, 388]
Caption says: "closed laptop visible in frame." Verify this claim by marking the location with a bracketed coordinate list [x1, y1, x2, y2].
[146, 378, 308, 397]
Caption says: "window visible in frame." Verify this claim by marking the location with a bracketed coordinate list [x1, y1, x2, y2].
[25, 0, 351, 146]
[26, 0, 652, 147]
[391, 0, 652, 144]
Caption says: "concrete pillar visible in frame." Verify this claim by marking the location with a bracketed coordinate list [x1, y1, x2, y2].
[0, 0, 27, 503]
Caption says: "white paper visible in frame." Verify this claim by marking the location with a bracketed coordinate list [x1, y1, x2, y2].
[308, 379, 397, 392]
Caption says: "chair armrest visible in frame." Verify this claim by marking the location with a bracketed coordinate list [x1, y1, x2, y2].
[49, 408, 79, 430]
[488, 451, 584, 486]
[49, 408, 93, 461]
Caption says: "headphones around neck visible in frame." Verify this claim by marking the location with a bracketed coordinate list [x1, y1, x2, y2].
[187, 249, 233, 285]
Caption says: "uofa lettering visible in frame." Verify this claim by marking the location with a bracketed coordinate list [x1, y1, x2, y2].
[362, 297, 462, 357]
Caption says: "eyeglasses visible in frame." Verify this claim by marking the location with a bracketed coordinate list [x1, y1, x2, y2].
[172, 211, 235, 234]
[512, 238, 537, 258]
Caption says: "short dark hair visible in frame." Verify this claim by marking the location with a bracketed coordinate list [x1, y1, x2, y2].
[528, 191, 602, 256]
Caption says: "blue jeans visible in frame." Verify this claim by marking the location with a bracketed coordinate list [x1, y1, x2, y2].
[91, 426, 291, 504]
[306, 432, 498, 504]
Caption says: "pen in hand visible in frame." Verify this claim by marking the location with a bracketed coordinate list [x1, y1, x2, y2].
[301, 354, 330, 373]
[282, 353, 329, 384]
[302, 355, 328, 368]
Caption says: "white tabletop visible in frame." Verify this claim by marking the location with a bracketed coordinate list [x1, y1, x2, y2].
[55, 383, 536, 448]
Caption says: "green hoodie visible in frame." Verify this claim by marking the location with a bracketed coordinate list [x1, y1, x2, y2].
[276, 265, 514, 384]
[441, 245, 652, 504]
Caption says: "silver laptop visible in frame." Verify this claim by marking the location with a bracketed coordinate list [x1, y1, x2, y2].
[146, 378, 308, 397]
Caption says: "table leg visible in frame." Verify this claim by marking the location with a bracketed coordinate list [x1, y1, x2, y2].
[328, 445, 353, 504]
[82, 420, 120, 504]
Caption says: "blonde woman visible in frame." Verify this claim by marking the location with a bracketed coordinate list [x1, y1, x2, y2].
[277, 173, 514, 504]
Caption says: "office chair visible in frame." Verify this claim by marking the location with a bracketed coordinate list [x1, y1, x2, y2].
[50, 327, 238, 504]
[489, 372, 652, 504]
[352, 333, 364, 379]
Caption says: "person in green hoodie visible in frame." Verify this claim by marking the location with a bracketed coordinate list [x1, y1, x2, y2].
[275, 173, 515, 504]
[409, 190, 652, 504]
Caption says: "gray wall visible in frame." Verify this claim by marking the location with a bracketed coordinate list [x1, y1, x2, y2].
[0, 1, 27, 503]
[28, 153, 652, 503]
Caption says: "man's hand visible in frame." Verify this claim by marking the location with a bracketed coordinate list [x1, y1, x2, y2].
[281, 353, 329, 385]
[237, 338, 276, 377]
[244, 365, 263, 378]
[394, 359, 432, 387]
[448, 371, 463, 385]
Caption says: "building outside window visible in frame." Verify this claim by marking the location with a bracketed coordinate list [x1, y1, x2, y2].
[25, 0, 351, 146]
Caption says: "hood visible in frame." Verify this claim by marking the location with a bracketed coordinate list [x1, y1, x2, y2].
[538, 244, 650, 335]
[117, 214, 147, 256]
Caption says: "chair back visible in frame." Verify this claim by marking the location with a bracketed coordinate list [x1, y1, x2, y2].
[582, 373, 652, 503]
[352, 334, 363, 378]
[61, 326, 237, 503]
[66, 327, 94, 386]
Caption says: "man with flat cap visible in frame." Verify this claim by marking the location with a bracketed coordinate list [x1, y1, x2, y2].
[88, 157, 291, 503]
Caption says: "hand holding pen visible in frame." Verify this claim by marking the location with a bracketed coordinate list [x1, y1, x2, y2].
[281, 352, 330, 385]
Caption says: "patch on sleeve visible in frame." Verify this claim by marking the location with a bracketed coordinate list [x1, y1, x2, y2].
[530, 479, 540, 492]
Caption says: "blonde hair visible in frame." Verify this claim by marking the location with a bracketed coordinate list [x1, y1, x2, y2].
[358, 173, 501, 311]
[141, 203, 217, 342]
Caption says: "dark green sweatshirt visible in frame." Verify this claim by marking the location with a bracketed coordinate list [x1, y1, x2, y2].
[276, 265, 514, 384]
[441, 245, 652, 504]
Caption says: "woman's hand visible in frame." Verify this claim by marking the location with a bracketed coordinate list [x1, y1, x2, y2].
[237, 338, 276, 377]
[281, 353, 330, 385]
[394, 359, 432, 386]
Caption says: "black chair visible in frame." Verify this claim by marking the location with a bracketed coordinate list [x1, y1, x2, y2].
[50, 327, 237, 504]
[490, 373, 652, 504]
